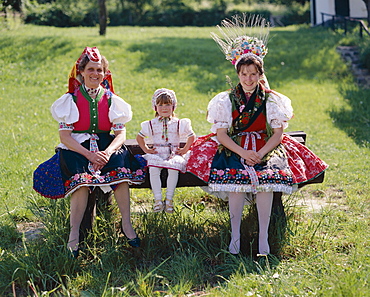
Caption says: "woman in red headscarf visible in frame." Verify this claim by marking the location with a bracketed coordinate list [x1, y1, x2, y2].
[34, 47, 145, 256]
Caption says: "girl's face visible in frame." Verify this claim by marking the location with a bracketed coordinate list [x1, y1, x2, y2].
[156, 103, 173, 117]
[237, 64, 261, 93]
[80, 61, 105, 89]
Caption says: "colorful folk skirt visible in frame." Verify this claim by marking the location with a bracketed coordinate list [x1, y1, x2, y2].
[186, 133, 328, 196]
[33, 133, 146, 199]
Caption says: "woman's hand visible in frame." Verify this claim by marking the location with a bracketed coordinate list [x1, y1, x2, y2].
[240, 150, 261, 166]
[89, 151, 109, 171]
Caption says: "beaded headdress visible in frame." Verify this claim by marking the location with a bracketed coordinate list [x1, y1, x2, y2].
[211, 14, 269, 68]
[67, 47, 115, 94]
[151, 88, 177, 111]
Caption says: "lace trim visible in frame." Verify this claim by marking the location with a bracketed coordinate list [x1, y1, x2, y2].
[208, 183, 296, 194]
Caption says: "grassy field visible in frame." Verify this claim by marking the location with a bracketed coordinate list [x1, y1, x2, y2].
[0, 22, 369, 296]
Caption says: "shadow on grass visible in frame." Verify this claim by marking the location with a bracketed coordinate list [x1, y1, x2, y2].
[329, 85, 370, 148]
[126, 26, 347, 92]
[0, 194, 287, 295]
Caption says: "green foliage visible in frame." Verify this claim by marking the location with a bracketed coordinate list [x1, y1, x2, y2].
[0, 24, 370, 296]
[280, 2, 310, 25]
[20, 0, 311, 27]
[23, 0, 98, 27]
[359, 39, 370, 70]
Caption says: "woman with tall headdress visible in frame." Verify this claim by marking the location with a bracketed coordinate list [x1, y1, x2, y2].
[33, 47, 145, 256]
[187, 15, 328, 256]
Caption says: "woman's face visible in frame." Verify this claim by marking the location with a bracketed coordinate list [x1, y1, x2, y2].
[80, 60, 105, 89]
[237, 64, 261, 93]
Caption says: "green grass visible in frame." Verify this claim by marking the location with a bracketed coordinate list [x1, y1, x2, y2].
[0, 23, 369, 296]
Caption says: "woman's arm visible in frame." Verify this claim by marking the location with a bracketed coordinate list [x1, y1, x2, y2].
[216, 128, 261, 166]
[59, 130, 95, 161]
[104, 129, 126, 157]
[257, 126, 283, 159]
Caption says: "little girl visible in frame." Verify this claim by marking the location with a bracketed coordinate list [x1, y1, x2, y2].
[136, 88, 196, 213]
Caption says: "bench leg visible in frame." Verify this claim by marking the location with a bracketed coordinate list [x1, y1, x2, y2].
[269, 192, 287, 255]
[79, 188, 113, 243]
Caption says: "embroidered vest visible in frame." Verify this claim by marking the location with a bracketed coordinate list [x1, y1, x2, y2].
[72, 86, 112, 133]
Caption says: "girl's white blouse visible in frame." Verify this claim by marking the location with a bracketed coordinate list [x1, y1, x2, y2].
[138, 117, 195, 172]
[207, 90, 294, 134]
[50, 93, 132, 149]
[139, 117, 194, 144]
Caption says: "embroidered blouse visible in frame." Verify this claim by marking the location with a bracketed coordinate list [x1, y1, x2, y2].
[207, 89, 294, 135]
[138, 117, 195, 146]
[51, 88, 132, 149]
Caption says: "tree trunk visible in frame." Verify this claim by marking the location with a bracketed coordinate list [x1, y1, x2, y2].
[98, 0, 107, 36]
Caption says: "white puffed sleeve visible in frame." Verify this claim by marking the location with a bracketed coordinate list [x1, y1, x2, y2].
[138, 121, 151, 138]
[50, 93, 79, 125]
[266, 91, 294, 129]
[207, 91, 232, 133]
[179, 118, 195, 140]
[109, 94, 133, 129]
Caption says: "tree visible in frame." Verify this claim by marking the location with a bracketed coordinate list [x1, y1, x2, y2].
[1, 0, 23, 22]
[98, 0, 107, 36]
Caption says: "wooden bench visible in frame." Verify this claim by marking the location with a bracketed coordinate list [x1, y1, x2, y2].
[79, 131, 325, 241]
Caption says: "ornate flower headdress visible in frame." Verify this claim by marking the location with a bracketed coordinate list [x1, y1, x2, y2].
[152, 88, 177, 111]
[211, 14, 269, 68]
[67, 46, 115, 94]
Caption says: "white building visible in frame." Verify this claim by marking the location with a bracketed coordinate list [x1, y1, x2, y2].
[311, 0, 367, 26]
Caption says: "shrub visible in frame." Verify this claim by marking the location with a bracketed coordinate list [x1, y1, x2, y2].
[280, 2, 310, 25]
[360, 39, 370, 70]
[24, 2, 97, 27]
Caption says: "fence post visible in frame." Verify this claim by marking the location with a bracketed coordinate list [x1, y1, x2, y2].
[321, 13, 324, 26]
[332, 16, 335, 30]
[360, 23, 363, 38]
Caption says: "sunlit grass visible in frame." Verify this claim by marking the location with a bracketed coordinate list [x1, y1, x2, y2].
[0, 24, 369, 296]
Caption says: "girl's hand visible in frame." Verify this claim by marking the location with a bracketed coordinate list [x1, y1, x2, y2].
[176, 147, 188, 155]
[240, 150, 261, 166]
[144, 147, 157, 154]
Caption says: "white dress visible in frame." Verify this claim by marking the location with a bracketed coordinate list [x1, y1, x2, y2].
[138, 117, 195, 172]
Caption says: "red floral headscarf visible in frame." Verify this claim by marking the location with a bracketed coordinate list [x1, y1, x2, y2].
[67, 47, 115, 94]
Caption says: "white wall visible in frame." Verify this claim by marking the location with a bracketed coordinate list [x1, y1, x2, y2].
[350, 0, 367, 18]
[311, 0, 367, 25]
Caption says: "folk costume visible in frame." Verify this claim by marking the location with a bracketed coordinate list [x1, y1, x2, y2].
[137, 88, 195, 213]
[187, 15, 327, 198]
[33, 47, 145, 199]
[186, 15, 328, 255]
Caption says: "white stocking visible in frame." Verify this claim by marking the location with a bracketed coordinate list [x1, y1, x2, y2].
[165, 169, 179, 200]
[228, 192, 245, 254]
[149, 167, 163, 200]
[256, 192, 273, 255]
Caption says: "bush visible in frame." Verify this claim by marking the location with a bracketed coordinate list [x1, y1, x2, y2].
[24, 2, 98, 27]
[280, 2, 310, 25]
[360, 40, 370, 70]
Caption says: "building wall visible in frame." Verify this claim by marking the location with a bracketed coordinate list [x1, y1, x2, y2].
[350, 0, 367, 18]
[311, 0, 367, 25]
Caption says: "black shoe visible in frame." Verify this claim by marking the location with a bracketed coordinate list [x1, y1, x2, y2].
[127, 236, 141, 248]
[121, 220, 141, 248]
[68, 248, 79, 258]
